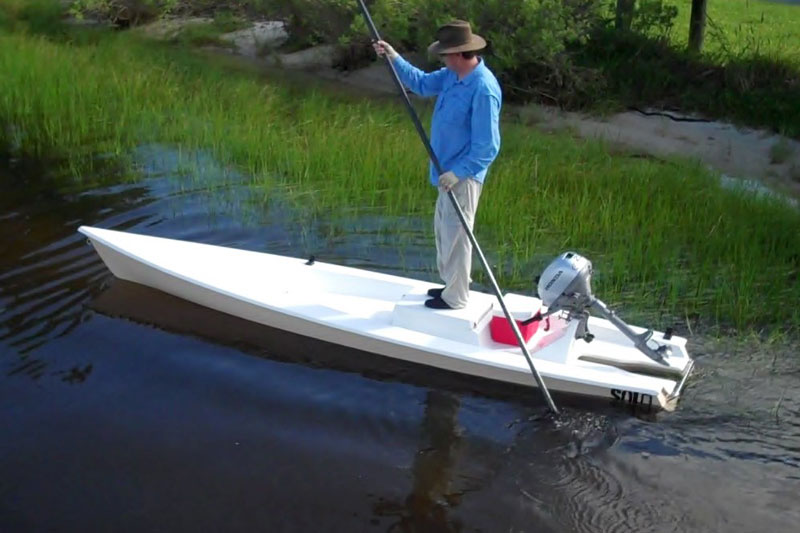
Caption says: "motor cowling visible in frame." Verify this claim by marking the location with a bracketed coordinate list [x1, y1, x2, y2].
[537, 251, 594, 314]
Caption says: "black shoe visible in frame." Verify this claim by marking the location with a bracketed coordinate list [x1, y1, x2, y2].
[427, 287, 444, 298]
[424, 297, 453, 309]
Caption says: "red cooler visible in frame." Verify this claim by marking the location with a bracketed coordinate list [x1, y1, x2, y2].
[489, 293, 543, 345]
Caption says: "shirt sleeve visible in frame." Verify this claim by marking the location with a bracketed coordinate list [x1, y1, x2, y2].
[450, 89, 501, 179]
[392, 56, 449, 97]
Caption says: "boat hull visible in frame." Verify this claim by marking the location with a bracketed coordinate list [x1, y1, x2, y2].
[79, 226, 693, 411]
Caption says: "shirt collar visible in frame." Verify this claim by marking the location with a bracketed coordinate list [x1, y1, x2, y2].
[456, 57, 484, 86]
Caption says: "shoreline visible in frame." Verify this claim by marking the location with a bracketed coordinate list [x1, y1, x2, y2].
[131, 15, 800, 201]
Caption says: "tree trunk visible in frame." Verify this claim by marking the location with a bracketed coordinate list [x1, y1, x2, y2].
[689, 0, 708, 53]
[615, 0, 636, 32]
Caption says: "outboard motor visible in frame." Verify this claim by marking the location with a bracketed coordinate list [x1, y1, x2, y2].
[537, 252, 671, 365]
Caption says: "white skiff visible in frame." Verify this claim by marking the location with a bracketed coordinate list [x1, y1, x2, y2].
[79, 226, 693, 411]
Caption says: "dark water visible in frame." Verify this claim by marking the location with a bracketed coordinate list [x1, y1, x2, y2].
[1, 147, 798, 532]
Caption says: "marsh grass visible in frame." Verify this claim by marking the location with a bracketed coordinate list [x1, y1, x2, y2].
[1, 27, 799, 334]
[171, 21, 235, 48]
[170, 11, 248, 48]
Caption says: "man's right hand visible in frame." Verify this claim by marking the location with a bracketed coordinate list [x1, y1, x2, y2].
[438, 171, 459, 192]
[372, 40, 398, 60]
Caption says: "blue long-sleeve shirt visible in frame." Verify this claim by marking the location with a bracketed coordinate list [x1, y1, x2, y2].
[392, 56, 502, 186]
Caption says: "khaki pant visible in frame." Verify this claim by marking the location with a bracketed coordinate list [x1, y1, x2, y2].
[435, 178, 482, 309]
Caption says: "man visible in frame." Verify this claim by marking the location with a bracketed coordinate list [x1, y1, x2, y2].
[373, 20, 502, 310]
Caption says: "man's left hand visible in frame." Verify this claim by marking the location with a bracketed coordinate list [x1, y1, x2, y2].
[438, 171, 459, 191]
